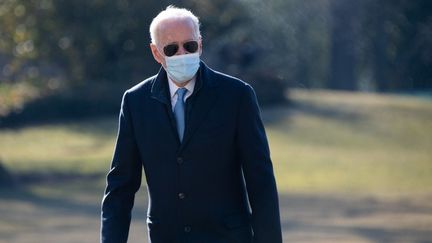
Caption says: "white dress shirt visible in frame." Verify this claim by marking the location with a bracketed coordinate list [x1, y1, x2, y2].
[168, 77, 196, 111]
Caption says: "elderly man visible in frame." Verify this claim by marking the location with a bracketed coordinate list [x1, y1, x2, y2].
[101, 6, 282, 243]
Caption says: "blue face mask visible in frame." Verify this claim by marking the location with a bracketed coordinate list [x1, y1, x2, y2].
[165, 53, 200, 83]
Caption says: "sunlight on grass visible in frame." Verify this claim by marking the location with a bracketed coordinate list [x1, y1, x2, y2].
[0, 89, 431, 195]
[268, 89, 432, 194]
[0, 118, 117, 174]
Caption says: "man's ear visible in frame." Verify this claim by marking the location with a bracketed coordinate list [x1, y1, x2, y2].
[150, 43, 163, 64]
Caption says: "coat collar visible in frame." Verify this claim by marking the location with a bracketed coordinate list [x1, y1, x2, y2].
[150, 61, 220, 149]
[150, 61, 218, 105]
[150, 67, 171, 105]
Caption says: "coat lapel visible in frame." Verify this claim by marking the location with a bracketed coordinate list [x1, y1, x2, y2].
[180, 62, 219, 151]
[149, 62, 220, 150]
[150, 67, 171, 106]
[150, 67, 179, 144]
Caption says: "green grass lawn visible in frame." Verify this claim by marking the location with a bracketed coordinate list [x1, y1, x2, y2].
[0, 118, 117, 175]
[0, 89, 431, 195]
[267, 90, 432, 194]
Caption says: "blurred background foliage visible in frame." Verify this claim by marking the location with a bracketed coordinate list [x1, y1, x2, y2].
[0, 0, 431, 125]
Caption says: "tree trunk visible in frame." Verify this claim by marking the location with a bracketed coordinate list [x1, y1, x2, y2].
[328, 0, 358, 90]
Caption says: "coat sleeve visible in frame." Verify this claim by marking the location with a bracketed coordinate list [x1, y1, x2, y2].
[101, 91, 142, 243]
[236, 84, 283, 243]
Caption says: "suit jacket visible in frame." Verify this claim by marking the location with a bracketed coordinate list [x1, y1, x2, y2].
[101, 62, 282, 243]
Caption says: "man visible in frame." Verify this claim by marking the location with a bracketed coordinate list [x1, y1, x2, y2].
[101, 6, 282, 243]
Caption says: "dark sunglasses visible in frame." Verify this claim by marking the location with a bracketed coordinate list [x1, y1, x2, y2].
[163, 40, 199, 57]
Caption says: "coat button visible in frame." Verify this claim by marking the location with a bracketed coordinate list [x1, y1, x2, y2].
[178, 193, 186, 199]
[177, 157, 183, 164]
[184, 226, 191, 233]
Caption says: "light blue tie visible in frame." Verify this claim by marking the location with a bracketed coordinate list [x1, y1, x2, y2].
[174, 88, 187, 141]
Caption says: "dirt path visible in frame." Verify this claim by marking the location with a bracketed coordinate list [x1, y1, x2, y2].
[1, 184, 431, 243]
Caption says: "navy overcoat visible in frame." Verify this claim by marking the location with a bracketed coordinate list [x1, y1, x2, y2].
[101, 62, 282, 243]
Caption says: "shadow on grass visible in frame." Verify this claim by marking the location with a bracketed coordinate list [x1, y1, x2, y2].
[2, 181, 431, 243]
[261, 101, 366, 127]
[0, 174, 149, 242]
[278, 193, 432, 242]
[0, 173, 148, 218]
[0, 176, 104, 216]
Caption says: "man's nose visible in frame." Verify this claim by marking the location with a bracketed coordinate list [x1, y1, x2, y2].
[176, 44, 187, 55]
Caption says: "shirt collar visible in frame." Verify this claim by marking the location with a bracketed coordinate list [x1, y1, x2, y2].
[168, 76, 196, 99]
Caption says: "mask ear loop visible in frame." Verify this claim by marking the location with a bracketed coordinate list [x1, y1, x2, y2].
[157, 46, 166, 57]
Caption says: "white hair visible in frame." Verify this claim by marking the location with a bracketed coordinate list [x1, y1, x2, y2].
[149, 5, 201, 45]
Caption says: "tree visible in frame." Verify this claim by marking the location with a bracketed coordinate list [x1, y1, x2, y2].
[328, 0, 359, 90]
[359, 0, 432, 91]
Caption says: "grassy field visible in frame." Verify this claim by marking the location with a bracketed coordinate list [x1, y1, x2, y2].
[267, 90, 432, 194]
[0, 89, 431, 242]
[1, 89, 431, 194]
[0, 117, 117, 175]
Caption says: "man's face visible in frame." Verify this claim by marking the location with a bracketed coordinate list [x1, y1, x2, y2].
[150, 18, 202, 69]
